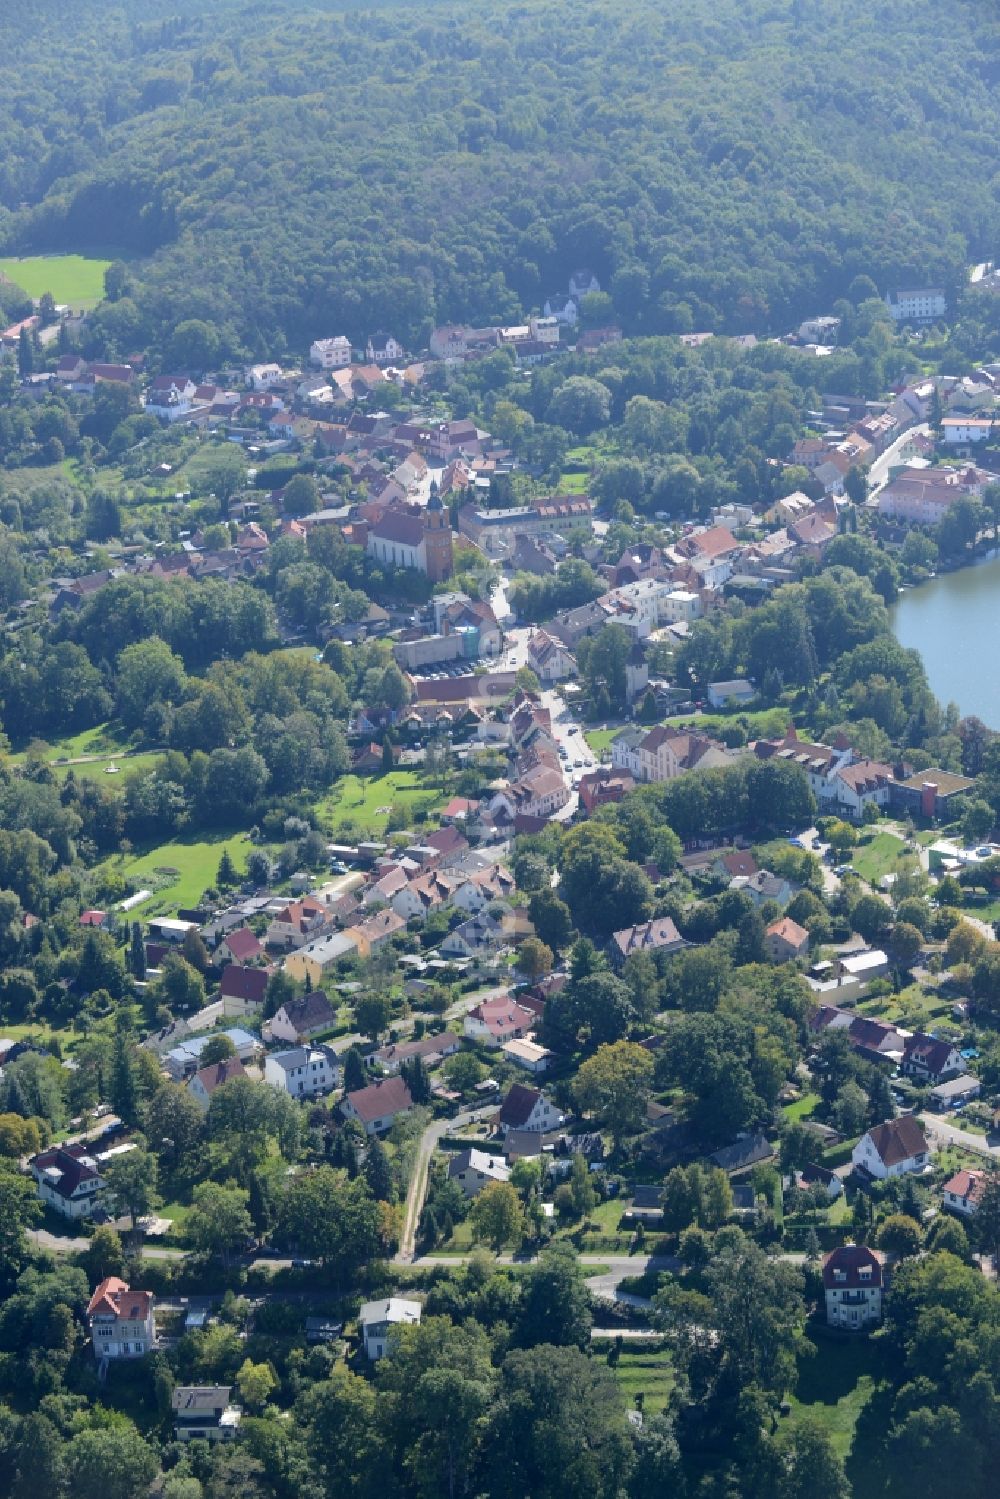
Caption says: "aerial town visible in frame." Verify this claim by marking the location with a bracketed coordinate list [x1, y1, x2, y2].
[2, 3, 1000, 1497]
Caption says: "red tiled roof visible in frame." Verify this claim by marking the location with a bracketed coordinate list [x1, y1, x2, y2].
[343, 1075, 413, 1123]
[190, 1057, 245, 1096]
[222, 927, 263, 962]
[86, 1276, 154, 1321]
[822, 1244, 882, 1289]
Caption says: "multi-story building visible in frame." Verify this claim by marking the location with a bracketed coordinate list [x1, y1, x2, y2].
[852, 1116, 931, 1180]
[822, 1245, 883, 1330]
[309, 336, 352, 369]
[359, 1298, 421, 1359]
[86, 1277, 156, 1360]
[30, 1143, 105, 1219]
[264, 1044, 340, 1099]
[885, 288, 947, 322]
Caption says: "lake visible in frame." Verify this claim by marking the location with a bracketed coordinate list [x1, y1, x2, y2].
[890, 552, 1000, 726]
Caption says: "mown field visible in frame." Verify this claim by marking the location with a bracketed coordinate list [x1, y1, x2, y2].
[0, 253, 111, 307]
[114, 834, 254, 915]
[315, 770, 448, 835]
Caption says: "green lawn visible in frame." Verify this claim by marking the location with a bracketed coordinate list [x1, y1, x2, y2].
[584, 728, 620, 758]
[606, 1346, 674, 1415]
[786, 1332, 891, 1495]
[782, 1092, 820, 1123]
[109, 832, 254, 915]
[315, 770, 447, 835]
[0, 254, 112, 308]
[10, 720, 160, 781]
[851, 832, 908, 885]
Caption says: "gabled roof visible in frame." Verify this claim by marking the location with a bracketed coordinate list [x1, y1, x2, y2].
[610, 917, 684, 959]
[221, 927, 263, 962]
[499, 1083, 545, 1128]
[902, 1032, 959, 1076]
[942, 1168, 983, 1204]
[343, 1075, 413, 1123]
[766, 917, 809, 947]
[189, 1057, 245, 1096]
[220, 964, 271, 1004]
[279, 989, 336, 1032]
[864, 1115, 927, 1167]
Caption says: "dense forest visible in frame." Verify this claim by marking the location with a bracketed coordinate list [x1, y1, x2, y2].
[0, 0, 998, 357]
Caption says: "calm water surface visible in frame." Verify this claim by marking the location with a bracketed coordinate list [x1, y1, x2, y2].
[890, 552, 1000, 727]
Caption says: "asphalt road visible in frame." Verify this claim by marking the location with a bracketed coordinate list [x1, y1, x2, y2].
[919, 1111, 1000, 1159]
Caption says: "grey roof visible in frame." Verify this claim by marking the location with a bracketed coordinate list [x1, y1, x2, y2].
[172, 1387, 233, 1414]
[709, 1133, 774, 1174]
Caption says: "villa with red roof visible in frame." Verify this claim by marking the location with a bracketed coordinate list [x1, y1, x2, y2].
[86, 1277, 157, 1359]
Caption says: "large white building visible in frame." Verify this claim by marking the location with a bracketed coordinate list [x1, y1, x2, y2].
[310, 336, 352, 369]
[885, 288, 946, 322]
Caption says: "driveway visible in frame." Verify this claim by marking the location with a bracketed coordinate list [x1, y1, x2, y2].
[395, 1105, 495, 1263]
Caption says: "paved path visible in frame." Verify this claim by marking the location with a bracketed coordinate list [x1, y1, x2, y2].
[866, 422, 930, 497]
[919, 1111, 1000, 1159]
[29, 1228, 186, 1260]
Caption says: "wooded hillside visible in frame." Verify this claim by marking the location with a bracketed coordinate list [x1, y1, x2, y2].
[0, 0, 997, 356]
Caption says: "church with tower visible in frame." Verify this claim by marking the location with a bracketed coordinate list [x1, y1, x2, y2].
[365, 482, 454, 582]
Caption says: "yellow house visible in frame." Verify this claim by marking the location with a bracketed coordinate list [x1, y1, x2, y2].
[345, 909, 406, 960]
[284, 932, 357, 987]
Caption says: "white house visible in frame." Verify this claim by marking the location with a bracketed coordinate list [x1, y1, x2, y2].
[503, 1037, 552, 1074]
[86, 1277, 156, 1360]
[942, 1168, 984, 1218]
[310, 336, 352, 370]
[885, 288, 946, 323]
[340, 1075, 413, 1135]
[852, 1116, 930, 1180]
[900, 1033, 963, 1085]
[359, 1298, 421, 1360]
[366, 333, 404, 365]
[448, 1147, 511, 1198]
[264, 1044, 339, 1099]
[264, 990, 337, 1045]
[246, 362, 284, 390]
[822, 1245, 883, 1330]
[30, 1144, 105, 1219]
[826, 759, 893, 817]
[464, 996, 534, 1046]
[942, 417, 993, 445]
[146, 375, 197, 419]
[497, 1082, 563, 1135]
[542, 293, 579, 325]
